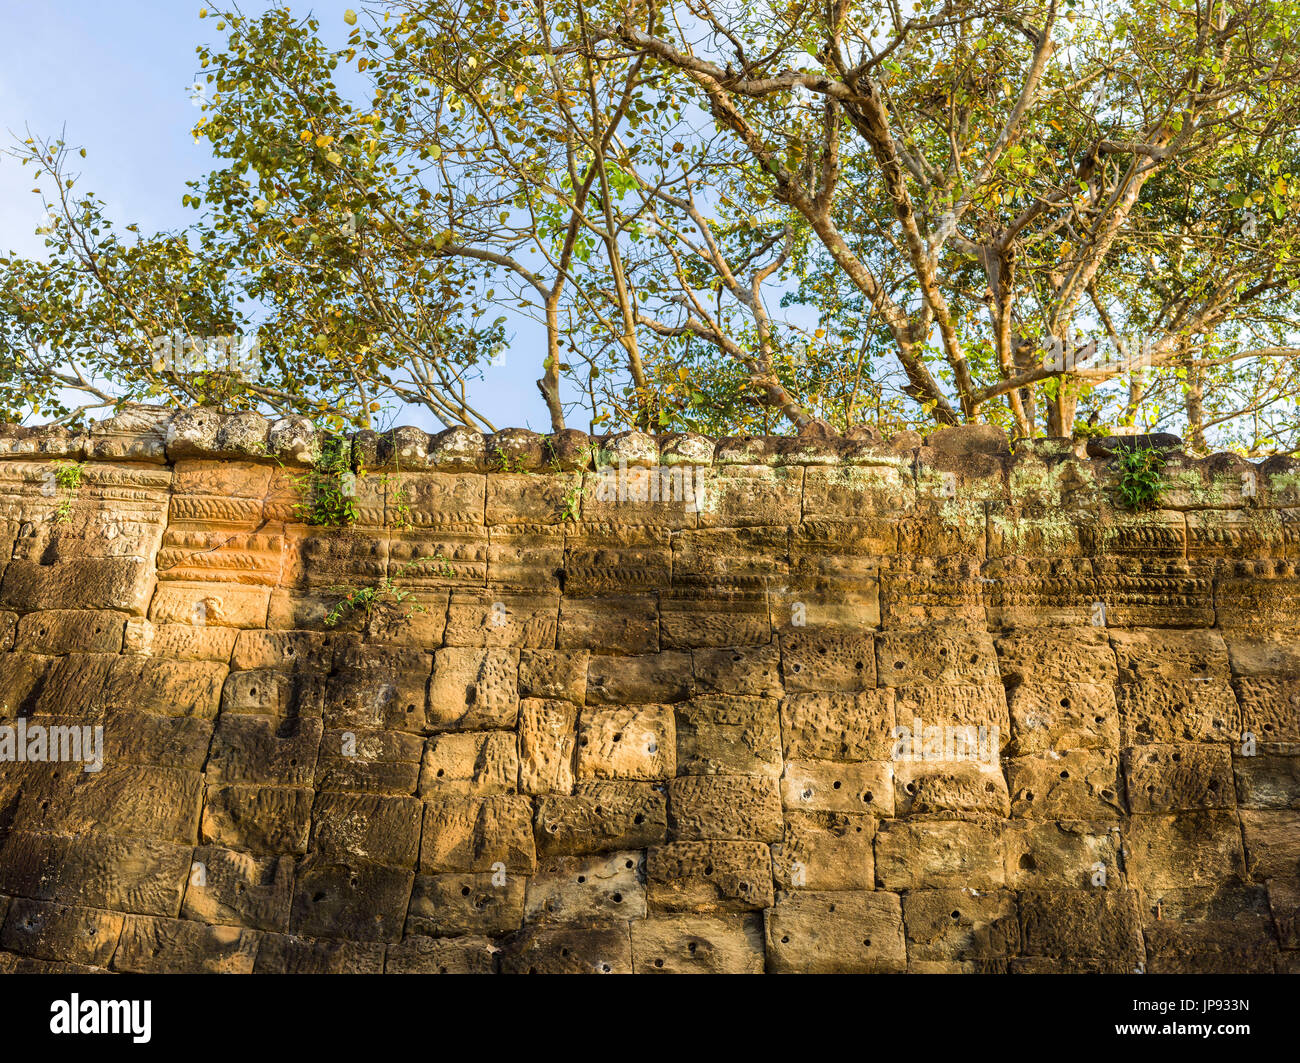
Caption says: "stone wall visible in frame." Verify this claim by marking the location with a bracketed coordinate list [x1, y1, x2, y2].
[0, 406, 1296, 973]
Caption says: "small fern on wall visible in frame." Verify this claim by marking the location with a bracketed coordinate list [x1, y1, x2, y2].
[1114, 446, 1168, 510]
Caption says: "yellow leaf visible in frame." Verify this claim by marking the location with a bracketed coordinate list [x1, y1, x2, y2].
[344, 9, 357, 25]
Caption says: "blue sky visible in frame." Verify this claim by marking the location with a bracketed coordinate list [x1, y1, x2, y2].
[0, 1, 549, 432]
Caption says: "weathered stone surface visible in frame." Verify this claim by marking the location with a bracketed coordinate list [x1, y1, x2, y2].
[667, 776, 783, 842]
[673, 696, 782, 778]
[406, 872, 526, 937]
[0, 831, 190, 916]
[443, 589, 557, 647]
[586, 651, 693, 704]
[765, 891, 906, 973]
[1005, 751, 1125, 820]
[780, 759, 893, 816]
[630, 914, 764, 973]
[534, 783, 668, 857]
[114, 915, 259, 973]
[206, 713, 322, 787]
[995, 628, 1119, 685]
[780, 691, 895, 761]
[0, 438, 1293, 973]
[1125, 812, 1247, 889]
[427, 648, 519, 730]
[1117, 679, 1240, 745]
[577, 705, 676, 780]
[1003, 821, 1125, 890]
[7, 763, 203, 844]
[874, 819, 1005, 890]
[1234, 676, 1300, 751]
[697, 466, 802, 528]
[892, 682, 1010, 743]
[254, 934, 386, 974]
[1233, 754, 1300, 809]
[1006, 681, 1118, 754]
[36, 654, 227, 719]
[646, 841, 774, 913]
[289, 859, 414, 942]
[385, 935, 497, 973]
[516, 699, 578, 795]
[419, 795, 537, 873]
[557, 597, 660, 654]
[1138, 884, 1281, 973]
[15, 610, 125, 654]
[1018, 890, 1144, 965]
[0, 899, 124, 967]
[181, 847, 294, 932]
[691, 645, 783, 698]
[894, 759, 1011, 817]
[1124, 744, 1235, 812]
[876, 629, 1000, 687]
[525, 851, 646, 924]
[1110, 628, 1231, 682]
[903, 889, 1019, 963]
[419, 731, 519, 797]
[779, 631, 876, 691]
[500, 922, 633, 974]
[314, 728, 423, 794]
[309, 792, 423, 868]
[201, 785, 314, 855]
[518, 650, 588, 704]
[1239, 809, 1300, 880]
[224, 669, 325, 719]
[771, 812, 875, 891]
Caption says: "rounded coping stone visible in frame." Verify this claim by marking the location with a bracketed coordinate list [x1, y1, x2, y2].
[427, 426, 489, 471]
[600, 430, 659, 468]
[487, 429, 547, 472]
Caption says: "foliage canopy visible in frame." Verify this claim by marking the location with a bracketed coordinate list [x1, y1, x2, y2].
[4, 0, 1300, 452]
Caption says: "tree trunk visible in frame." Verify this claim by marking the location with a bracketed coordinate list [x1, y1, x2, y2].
[1183, 348, 1205, 452]
[538, 303, 566, 431]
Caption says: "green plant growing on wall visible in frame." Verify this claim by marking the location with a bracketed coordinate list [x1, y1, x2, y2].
[493, 445, 524, 473]
[295, 436, 360, 526]
[1114, 446, 1168, 510]
[323, 553, 454, 628]
[543, 437, 562, 473]
[557, 443, 616, 521]
[374, 469, 413, 529]
[560, 478, 583, 522]
[50, 460, 85, 524]
[390, 475, 412, 529]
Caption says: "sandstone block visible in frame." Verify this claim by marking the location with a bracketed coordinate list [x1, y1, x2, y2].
[765, 891, 905, 973]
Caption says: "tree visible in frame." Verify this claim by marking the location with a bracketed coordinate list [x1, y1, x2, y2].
[3, 0, 1300, 453]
